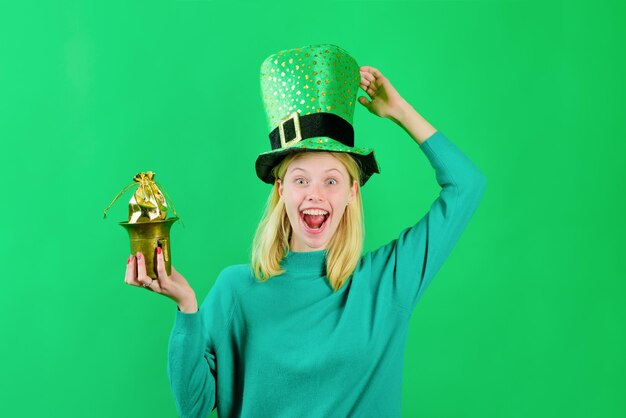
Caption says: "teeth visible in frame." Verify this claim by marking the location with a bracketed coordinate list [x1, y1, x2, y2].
[301, 209, 328, 216]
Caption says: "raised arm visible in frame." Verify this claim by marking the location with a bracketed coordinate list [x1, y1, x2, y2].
[359, 66, 487, 312]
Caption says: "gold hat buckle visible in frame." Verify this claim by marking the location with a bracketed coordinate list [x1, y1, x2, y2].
[278, 112, 302, 148]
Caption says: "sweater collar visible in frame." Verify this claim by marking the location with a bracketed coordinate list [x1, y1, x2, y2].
[281, 249, 327, 277]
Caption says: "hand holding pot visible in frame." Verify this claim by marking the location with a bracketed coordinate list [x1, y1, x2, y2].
[124, 249, 198, 313]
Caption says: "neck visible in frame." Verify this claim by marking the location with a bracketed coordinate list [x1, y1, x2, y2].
[281, 248, 327, 277]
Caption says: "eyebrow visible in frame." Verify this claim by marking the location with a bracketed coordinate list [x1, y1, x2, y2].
[289, 167, 343, 174]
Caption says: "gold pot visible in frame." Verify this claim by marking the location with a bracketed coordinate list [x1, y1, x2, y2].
[120, 217, 179, 279]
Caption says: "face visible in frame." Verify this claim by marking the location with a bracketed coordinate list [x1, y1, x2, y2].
[277, 152, 358, 252]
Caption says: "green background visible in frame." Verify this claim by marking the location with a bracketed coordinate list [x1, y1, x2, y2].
[1, 1, 624, 417]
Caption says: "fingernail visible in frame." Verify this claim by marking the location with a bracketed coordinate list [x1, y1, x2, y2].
[157, 247, 162, 255]
[127, 256, 131, 264]
[137, 252, 142, 259]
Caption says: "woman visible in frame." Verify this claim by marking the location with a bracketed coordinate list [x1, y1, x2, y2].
[124, 44, 486, 418]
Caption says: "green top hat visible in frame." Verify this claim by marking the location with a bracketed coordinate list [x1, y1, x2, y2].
[255, 44, 380, 186]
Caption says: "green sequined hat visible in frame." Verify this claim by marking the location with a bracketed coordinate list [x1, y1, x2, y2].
[255, 44, 380, 186]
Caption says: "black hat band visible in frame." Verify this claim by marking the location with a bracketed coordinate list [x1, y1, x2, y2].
[269, 112, 354, 150]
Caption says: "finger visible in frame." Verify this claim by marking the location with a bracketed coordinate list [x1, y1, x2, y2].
[358, 96, 371, 108]
[360, 81, 377, 96]
[155, 247, 168, 281]
[363, 71, 386, 92]
[360, 74, 377, 90]
[361, 65, 384, 80]
[145, 277, 162, 293]
[124, 255, 142, 286]
[360, 80, 377, 94]
[124, 255, 132, 284]
[135, 252, 153, 287]
[360, 70, 376, 84]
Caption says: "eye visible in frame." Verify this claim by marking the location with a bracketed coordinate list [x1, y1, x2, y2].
[327, 178, 337, 185]
[295, 177, 307, 185]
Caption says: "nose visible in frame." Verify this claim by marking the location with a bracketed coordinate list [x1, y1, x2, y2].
[307, 182, 324, 202]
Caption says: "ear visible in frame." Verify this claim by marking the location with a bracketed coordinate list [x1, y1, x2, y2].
[349, 179, 358, 203]
[277, 179, 284, 198]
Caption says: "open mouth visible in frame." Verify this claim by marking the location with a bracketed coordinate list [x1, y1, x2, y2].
[300, 208, 330, 234]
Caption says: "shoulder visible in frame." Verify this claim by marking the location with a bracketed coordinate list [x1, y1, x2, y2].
[213, 263, 257, 297]
[200, 264, 256, 314]
[356, 233, 402, 269]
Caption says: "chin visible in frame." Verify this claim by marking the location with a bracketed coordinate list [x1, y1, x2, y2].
[297, 236, 329, 251]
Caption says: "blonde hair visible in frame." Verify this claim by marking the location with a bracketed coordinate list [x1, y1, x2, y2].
[251, 151, 364, 291]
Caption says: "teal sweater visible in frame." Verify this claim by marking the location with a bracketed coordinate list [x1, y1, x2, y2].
[167, 131, 487, 418]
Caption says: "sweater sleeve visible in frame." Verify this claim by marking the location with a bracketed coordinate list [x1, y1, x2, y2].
[365, 130, 487, 312]
[167, 270, 234, 418]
